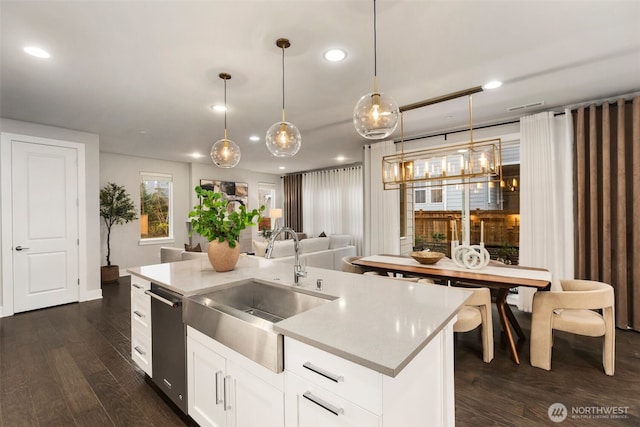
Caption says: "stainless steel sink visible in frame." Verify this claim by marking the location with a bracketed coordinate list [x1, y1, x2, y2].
[183, 278, 336, 373]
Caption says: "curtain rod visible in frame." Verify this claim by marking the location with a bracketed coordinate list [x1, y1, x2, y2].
[390, 118, 521, 144]
[281, 162, 362, 177]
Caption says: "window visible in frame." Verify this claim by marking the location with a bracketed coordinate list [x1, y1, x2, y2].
[411, 141, 520, 261]
[140, 172, 173, 242]
[430, 187, 443, 203]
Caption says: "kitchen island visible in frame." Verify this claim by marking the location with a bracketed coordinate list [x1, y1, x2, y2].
[128, 255, 471, 427]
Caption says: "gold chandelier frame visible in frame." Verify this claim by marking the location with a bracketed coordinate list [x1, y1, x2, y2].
[382, 86, 503, 190]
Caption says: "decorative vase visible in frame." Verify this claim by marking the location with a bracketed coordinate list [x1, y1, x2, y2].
[101, 265, 120, 284]
[207, 239, 241, 272]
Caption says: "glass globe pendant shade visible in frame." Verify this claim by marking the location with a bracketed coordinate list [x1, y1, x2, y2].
[265, 121, 301, 157]
[353, 91, 399, 139]
[210, 137, 241, 168]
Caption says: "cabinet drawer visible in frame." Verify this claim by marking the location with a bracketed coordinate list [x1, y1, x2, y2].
[131, 276, 151, 294]
[131, 291, 151, 332]
[286, 371, 380, 427]
[285, 338, 382, 414]
[132, 332, 152, 376]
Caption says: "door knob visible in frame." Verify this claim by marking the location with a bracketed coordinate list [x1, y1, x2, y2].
[15, 246, 29, 251]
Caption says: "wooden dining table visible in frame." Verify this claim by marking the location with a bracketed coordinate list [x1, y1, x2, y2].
[353, 255, 552, 364]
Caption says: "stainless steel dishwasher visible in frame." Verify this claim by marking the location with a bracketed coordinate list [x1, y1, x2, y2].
[145, 284, 188, 414]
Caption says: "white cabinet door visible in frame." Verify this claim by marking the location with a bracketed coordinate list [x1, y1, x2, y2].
[187, 326, 285, 427]
[187, 335, 227, 427]
[228, 360, 284, 427]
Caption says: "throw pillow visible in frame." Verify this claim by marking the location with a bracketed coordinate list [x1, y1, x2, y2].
[318, 231, 327, 237]
[184, 243, 202, 252]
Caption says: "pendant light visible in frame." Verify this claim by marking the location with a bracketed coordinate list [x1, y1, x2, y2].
[265, 38, 301, 157]
[210, 72, 241, 168]
[353, 0, 399, 139]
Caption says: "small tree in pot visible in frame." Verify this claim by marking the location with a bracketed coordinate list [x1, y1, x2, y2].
[189, 186, 264, 272]
[100, 182, 137, 283]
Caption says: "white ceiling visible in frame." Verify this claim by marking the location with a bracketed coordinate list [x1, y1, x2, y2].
[2, 0, 639, 175]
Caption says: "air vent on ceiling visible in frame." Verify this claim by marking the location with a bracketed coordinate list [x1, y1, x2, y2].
[507, 101, 545, 112]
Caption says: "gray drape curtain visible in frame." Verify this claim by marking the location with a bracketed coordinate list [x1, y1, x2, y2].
[283, 173, 303, 232]
[573, 96, 640, 330]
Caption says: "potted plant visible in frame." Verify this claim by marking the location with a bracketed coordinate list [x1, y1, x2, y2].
[100, 182, 138, 283]
[188, 186, 264, 272]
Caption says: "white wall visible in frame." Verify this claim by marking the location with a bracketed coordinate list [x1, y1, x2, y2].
[100, 152, 191, 269]
[99, 153, 282, 269]
[0, 118, 101, 315]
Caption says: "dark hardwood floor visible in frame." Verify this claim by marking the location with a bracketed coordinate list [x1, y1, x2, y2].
[1, 276, 638, 426]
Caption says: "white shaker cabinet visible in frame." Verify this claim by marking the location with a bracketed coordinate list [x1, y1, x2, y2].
[130, 276, 152, 376]
[284, 318, 456, 427]
[187, 326, 285, 427]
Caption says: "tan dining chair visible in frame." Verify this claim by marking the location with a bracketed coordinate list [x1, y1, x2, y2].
[530, 279, 615, 376]
[341, 256, 367, 274]
[418, 279, 494, 363]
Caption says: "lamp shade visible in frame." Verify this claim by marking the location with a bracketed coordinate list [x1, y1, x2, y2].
[265, 121, 301, 157]
[353, 91, 399, 139]
[269, 208, 283, 219]
[210, 138, 241, 168]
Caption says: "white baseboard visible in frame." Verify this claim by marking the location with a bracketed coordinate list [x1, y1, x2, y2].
[83, 289, 103, 301]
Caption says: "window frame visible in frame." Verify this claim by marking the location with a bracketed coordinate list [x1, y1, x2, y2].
[139, 172, 174, 245]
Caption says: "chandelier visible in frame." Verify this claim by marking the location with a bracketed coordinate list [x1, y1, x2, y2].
[382, 87, 502, 190]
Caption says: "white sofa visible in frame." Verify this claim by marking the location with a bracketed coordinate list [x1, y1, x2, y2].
[251, 234, 356, 271]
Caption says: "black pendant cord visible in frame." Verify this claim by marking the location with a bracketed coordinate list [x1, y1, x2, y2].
[373, 0, 377, 78]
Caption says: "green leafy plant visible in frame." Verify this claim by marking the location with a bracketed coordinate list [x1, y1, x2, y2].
[100, 182, 138, 266]
[431, 232, 446, 243]
[188, 186, 265, 248]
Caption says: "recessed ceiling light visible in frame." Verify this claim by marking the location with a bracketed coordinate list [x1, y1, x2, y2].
[191, 152, 204, 159]
[24, 46, 50, 58]
[336, 155, 346, 161]
[323, 48, 347, 62]
[279, 166, 286, 170]
[483, 80, 502, 90]
[210, 104, 226, 112]
[249, 135, 260, 142]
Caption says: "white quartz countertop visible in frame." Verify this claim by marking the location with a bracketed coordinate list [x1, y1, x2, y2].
[127, 255, 471, 377]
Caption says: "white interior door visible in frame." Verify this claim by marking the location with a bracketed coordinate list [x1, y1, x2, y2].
[11, 139, 80, 312]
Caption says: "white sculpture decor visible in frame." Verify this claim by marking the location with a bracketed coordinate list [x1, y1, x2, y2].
[451, 220, 490, 270]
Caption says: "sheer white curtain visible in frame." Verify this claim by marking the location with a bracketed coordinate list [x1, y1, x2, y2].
[302, 166, 363, 254]
[363, 141, 400, 256]
[518, 110, 574, 311]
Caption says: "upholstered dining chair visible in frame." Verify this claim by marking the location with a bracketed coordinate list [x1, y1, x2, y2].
[341, 256, 367, 274]
[418, 279, 494, 363]
[530, 279, 615, 376]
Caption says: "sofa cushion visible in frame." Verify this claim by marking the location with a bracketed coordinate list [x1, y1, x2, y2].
[329, 234, 352, 249]
[252, 239, 296, 258]
[299, 237, 330, 254]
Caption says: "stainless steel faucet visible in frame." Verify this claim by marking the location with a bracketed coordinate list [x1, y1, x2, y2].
[265, 226, 307, 285]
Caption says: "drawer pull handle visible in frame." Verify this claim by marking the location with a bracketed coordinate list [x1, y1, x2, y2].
[223, 375, 232, 411]
[133, 310, 145, 318]
[132, 283, 143, 289]
[215, 371, 223, 405]
[303, 362, 344, 383]
[134, 346, 146, 356]
[303, 391, 344, 416]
